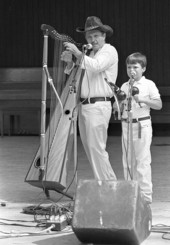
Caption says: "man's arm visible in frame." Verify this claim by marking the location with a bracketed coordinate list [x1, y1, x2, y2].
[61, 50, 75, 74]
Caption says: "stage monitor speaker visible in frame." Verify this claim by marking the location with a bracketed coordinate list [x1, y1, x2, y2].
[72, 180, 152, 245]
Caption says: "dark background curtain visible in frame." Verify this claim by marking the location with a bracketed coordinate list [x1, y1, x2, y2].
[0, 0, 170, 88]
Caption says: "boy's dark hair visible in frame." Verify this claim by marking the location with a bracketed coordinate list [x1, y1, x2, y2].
[126, 52, 147, 68]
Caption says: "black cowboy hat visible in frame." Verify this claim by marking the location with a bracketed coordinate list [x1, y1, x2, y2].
[76, 16, 113, 37]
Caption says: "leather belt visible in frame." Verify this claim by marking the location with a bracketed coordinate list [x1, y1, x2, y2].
[122, 116, 150, 138]
[80, 97, 111, 104]
[121, 116, 150, 123]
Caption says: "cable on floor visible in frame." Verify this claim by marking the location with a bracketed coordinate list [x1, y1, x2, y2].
[151, 224, 170, 240]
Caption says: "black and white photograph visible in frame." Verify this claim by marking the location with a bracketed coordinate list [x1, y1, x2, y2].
[0, 0, 170, 244]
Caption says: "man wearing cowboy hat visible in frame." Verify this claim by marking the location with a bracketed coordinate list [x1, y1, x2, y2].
[61, 16, 118, 181]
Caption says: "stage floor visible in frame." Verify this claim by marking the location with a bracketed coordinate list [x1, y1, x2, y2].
[0, 136, 170, 244]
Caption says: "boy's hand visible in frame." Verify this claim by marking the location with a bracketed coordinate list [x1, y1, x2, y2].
[134, 94, 149, 108]
[134, 94, 148, 103]
[113, 101, 124, 120]
[112, 101, 118, 112]
[113, 101, 124, 111]
[133, 94, 140, 103]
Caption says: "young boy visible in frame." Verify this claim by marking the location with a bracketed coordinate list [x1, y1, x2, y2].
[119, 52, 162, 204]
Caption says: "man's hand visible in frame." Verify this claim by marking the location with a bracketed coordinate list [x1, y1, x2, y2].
[61, 50, 72, 63]
[63, 42, 82, 60]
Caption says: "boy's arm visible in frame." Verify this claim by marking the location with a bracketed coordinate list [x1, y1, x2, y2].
[133, 95, 162, 110]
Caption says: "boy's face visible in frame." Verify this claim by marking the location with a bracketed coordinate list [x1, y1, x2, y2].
[127, 62, 146, 81]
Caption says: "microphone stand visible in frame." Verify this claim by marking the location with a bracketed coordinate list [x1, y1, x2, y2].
[104, 78, 121, 120]
[71, 48, 86, 195]
[127, 77, 135, 180]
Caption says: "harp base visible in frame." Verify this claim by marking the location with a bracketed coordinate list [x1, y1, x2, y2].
[25, 180, 73, 200]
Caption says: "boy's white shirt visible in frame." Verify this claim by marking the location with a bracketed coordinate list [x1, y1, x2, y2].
[121, 76, 161, 119]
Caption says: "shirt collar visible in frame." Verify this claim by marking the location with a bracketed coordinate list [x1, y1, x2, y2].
[126, 76, 145, 86]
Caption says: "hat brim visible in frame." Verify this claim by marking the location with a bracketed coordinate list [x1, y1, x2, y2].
[76, 25, 113, 37]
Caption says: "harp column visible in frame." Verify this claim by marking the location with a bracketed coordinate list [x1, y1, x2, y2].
[39, 29, 49, 179]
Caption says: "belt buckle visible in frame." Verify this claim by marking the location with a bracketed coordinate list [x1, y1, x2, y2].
[88, 98, 91, 104]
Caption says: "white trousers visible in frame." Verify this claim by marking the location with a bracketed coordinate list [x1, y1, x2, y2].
[78, 101, 117, 180]
[121, 119, 153, 203]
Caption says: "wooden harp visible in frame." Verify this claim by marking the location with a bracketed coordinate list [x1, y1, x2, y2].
[25, 25, 83, 199]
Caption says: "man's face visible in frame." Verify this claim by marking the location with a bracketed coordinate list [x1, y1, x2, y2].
[85, 29, 106, 52]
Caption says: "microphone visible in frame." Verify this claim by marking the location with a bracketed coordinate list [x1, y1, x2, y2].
[104, 78, 126, 101]
[130, 72, 136, 81]
[107, 81, 120, 93]
[82, 43, 93, 50]
[104, 78, 120, 92]
[132, 86, 142, 107]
